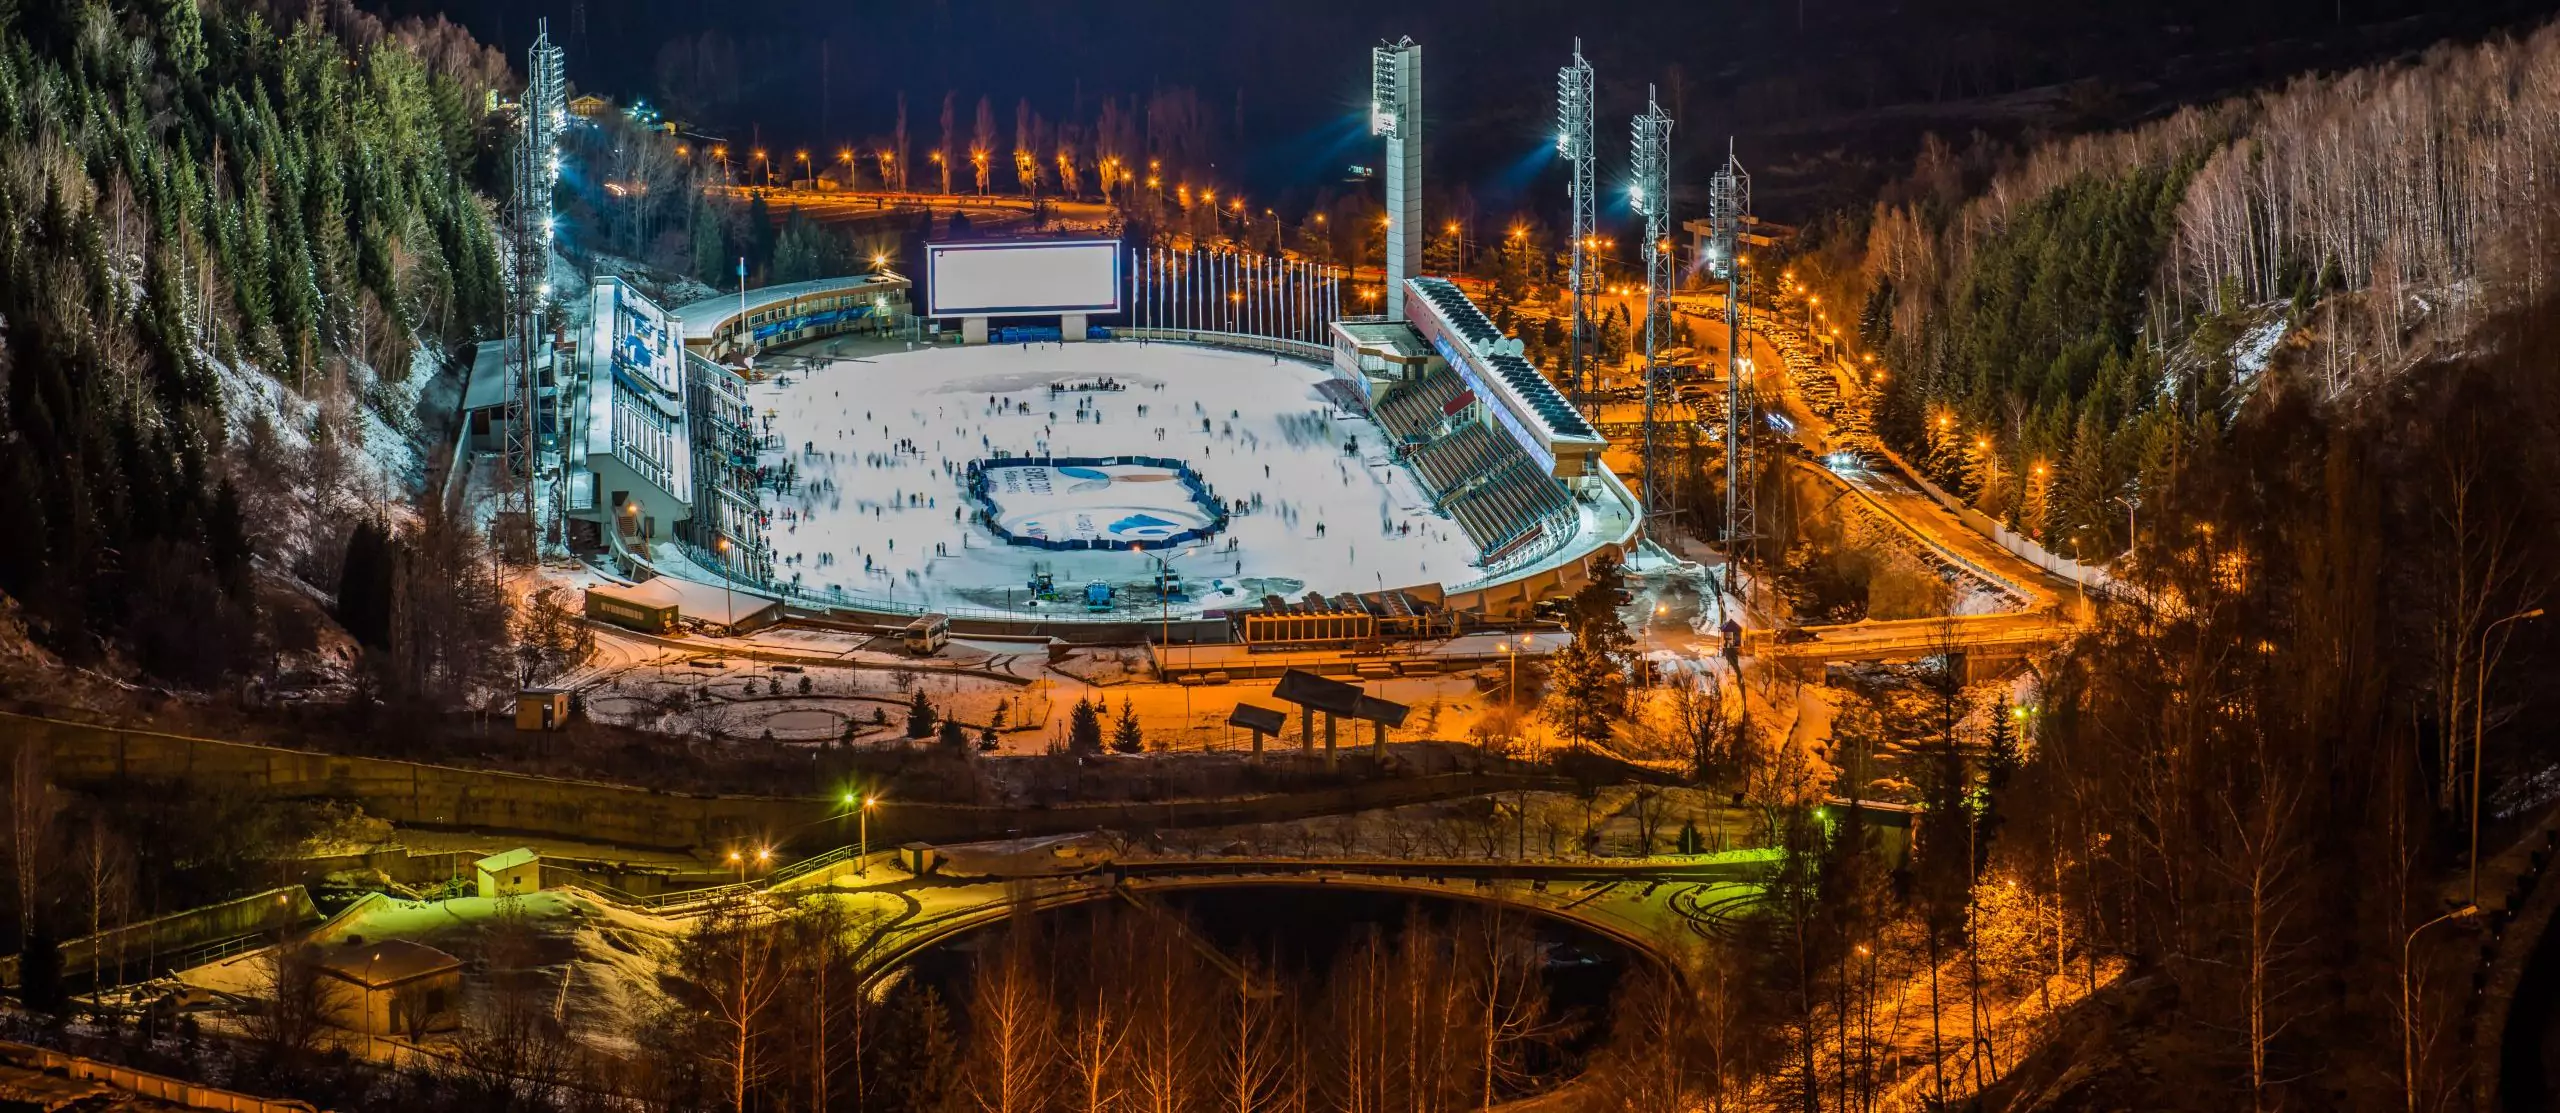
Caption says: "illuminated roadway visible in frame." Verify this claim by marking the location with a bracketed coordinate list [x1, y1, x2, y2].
[1670, 308, 2091, 665]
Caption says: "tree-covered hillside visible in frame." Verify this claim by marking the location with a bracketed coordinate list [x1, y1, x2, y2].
[1844, 24, 2560, 558]
[0, 0, 506, 679]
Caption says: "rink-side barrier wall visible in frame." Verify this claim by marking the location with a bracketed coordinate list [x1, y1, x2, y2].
[964, 454, 1230, 553]
[1105, 328, 1334, 364]
[0, 710, 1569, 851]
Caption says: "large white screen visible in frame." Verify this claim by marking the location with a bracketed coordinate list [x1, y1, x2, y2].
[928, 240, 1123, 317]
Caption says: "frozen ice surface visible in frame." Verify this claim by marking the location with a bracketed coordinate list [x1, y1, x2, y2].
[978, 460, 1217, 544]
[750, 341, 1484, 617]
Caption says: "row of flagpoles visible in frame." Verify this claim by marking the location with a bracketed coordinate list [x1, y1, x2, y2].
[1131, 247, 1345, 346]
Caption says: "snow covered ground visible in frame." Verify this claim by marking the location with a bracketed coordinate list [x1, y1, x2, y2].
[751, 341, 1481, 617]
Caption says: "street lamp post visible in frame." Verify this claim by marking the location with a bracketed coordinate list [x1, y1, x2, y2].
[2402, 904, 2479, 1113]
[715, 536, 734, 637]
[844, 794, 878, 876]
[2472, 606, 2546, 905]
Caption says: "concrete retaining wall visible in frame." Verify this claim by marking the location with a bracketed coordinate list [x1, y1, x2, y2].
[5, 712, 1559, 853]
[0, 886, 316, 987]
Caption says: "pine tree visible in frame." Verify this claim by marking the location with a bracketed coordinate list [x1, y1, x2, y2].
[905, 690, 937, 740]
[1068, 697, 1104, 754]
[1977, 697, 2023, 873]
[1542, 553, 1634, 751]
[691, 197, 728, 286]
[1111, 698, 1145, 754]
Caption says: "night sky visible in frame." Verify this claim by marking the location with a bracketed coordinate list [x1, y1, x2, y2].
[386, 0, 2557, 217]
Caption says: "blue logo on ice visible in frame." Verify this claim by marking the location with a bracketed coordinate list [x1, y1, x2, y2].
[1109, 513, 1178, 538]
[1058, 466, 1111, 480]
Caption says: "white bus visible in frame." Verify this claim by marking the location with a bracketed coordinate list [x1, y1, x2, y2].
[902, 613, 951, 655]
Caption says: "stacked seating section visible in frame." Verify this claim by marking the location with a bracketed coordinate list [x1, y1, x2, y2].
[1372, 367, 1469, 442]
[1408, 422, 1502, 492]
[1444, 455, 1576, 561]
[1376, 278, 1596, 567]
[1395, 411, 1578, 564]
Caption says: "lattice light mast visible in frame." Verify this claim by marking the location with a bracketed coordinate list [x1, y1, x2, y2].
[1556, 40, 1595, 402]
[1629, 85, 1675, 536]
[1370, 37, 1421, 322]
[506, 20, 566, 526]
[1707, 142, 1756, 578]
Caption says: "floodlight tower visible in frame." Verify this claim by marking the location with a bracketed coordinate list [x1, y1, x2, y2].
[505, 20, 567, 529]
[1706, 142, 1757, 582]
[1371, 37, 1422, 322]
[1557, 40, 1595, 402]
[1629, 85, 1675, 536]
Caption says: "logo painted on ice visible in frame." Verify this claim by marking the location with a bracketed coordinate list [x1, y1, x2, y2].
[1109, 512, 1179, 538]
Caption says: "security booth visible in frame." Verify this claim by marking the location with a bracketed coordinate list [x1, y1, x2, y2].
[514, 687, 571, 731]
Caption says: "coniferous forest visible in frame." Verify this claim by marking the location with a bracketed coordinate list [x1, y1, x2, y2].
[0, 0, 504, 680]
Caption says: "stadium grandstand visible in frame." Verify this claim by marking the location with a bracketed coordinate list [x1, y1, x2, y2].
[676, 272, 915, 363]
[1329, 276, 1624, 577]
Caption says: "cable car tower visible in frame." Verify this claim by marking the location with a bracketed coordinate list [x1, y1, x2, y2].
[1705, 142, 1756, 584]
[1630, 85, 1675, 536]
[1556, 41, 1595, 404]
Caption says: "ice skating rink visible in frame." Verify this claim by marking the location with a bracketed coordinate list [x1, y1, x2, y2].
[750, 340, 1481, 617]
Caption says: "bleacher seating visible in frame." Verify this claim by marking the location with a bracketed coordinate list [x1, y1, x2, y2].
[1372, 367, 1469, 442]
[1409, 422, 1502, 492]
[1395, 412, 1579, 564]
[1444, 456, 1575, 557]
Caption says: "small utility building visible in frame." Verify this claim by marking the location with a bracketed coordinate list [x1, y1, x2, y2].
[475, 848, 542, 898]
[314, 939, 462, 1037]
